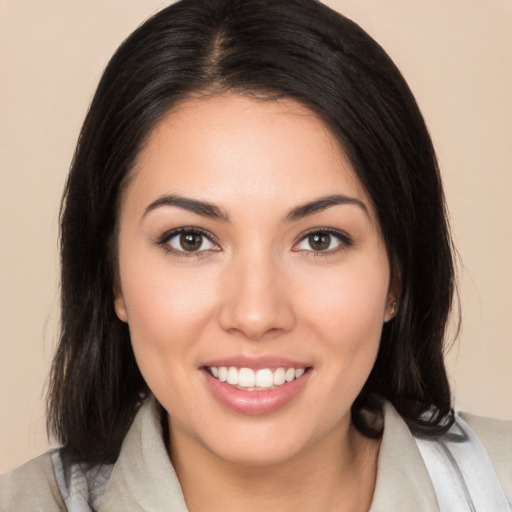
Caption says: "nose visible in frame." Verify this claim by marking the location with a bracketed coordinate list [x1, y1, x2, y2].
[218, 253, 296, 340]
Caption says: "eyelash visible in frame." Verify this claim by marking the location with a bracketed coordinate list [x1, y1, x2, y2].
[155, 227, 353, 258]
[155, 227, 220, 258]
[292, 228, 353, 256]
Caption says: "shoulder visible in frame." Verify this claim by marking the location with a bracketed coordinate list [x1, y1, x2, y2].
[459, 411, 512, 499]
[0, 449, 66, 511]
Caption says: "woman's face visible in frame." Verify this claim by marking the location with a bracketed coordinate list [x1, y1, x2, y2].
[115, 93, 395, 466]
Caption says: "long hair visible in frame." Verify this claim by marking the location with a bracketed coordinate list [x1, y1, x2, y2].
[47, 0, 456, 464]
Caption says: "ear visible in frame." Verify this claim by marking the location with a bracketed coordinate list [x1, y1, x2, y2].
[384, 298, 398, 323]
[384, 269, 402, 323]
[113, 281, 128, 323]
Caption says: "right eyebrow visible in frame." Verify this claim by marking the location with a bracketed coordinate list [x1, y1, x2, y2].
[142, 194, 230, 221]
[284, 194, 369, 222]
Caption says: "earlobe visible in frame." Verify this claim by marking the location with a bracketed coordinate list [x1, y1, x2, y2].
[384, 300, 398, 323]
[113, 284, 128, 322]
[384, 269, 402, 322]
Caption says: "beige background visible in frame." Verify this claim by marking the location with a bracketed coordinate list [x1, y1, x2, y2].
[1, 0, 511, 474]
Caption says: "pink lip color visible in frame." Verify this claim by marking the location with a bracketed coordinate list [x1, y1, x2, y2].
[202, 368, 311, 415]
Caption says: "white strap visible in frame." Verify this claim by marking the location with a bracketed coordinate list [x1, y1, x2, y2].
[413, 415, 511, 512]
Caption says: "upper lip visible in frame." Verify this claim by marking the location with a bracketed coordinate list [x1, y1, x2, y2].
[201, 355, 311, 370]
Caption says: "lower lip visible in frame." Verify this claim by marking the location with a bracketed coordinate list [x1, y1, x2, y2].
[202, 369, 311, 415]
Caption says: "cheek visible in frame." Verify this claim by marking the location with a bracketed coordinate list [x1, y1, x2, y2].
[297, 251, 389, 375]
[120, 260, 221, 416]
[302, 259, 388, 335]
[118, 246, 219, 369]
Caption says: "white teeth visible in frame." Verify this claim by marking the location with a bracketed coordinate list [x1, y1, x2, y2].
[227, 367, 238, 385]
[238, 367, 255, 387]
[295, 368, 305, 378]
[208, 365, 307, 390]
[255, 369, 273, 388]
[285, 368, 295, 382]
[273, 367, 286, 386]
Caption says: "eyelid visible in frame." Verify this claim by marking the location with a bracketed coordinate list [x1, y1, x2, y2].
[292, 227, 353, 253]
[156, 226, 221, 255]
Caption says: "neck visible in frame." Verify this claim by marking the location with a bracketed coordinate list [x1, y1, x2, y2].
[169, 419, 380, 512]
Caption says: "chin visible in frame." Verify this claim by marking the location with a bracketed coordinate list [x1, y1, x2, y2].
[191, 414, 327, 468]
[207, 435, 307, 468]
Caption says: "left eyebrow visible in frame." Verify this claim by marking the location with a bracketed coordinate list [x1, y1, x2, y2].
[143, 194, 230, 221]
[284, 194, 369, 222]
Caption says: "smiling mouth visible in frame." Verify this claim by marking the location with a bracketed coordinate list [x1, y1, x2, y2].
[205, 366, 308, 391]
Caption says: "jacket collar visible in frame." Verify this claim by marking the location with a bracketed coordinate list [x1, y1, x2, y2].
[369, 401, 438, 511]
[99, 397, 187, 511]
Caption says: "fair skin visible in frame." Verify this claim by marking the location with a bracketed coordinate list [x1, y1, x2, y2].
[114, 93, 397, 511]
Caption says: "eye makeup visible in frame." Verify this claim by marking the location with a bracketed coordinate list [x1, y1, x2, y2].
[292, 227, 353, 256]
[155, 226, 221, 258]
[154, 224, 354, 260]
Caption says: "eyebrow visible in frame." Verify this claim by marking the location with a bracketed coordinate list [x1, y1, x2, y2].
[143, 194, 230, 221]
[284, 194, 369, 221]
[143, 193, 368, 222]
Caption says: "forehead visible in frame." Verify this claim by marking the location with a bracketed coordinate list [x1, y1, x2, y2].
[125, 93, 372, 218]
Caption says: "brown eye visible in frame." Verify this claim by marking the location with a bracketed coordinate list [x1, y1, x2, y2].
[163, 229, 218, 253]
[180, 232, 203, 252]
[307, 233, 331, 251]
[293, 229, 351, 254]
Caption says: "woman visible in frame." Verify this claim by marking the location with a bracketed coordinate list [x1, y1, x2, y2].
[1, 0, 510, 510]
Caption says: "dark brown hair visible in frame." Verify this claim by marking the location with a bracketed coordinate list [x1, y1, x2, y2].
[48, 0, 456, 464]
